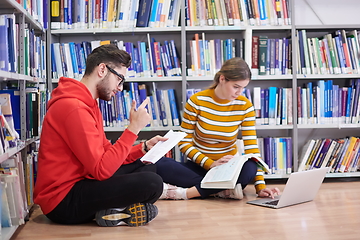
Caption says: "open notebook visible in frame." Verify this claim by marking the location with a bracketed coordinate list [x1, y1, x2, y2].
[247, 167, 329, 209]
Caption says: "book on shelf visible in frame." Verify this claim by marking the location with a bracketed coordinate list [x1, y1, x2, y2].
[1, 181, 12, 228]
[140, 130, 186, 163]
[201, 153, 270, 189]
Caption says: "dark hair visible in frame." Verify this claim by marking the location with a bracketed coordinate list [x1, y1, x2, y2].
[209, 57, 251, 89]
[84, 44, 131, 76]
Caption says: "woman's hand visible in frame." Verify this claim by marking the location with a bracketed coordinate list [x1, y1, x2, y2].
[257, 187, 281, 199]
[210, 155, 234, 168]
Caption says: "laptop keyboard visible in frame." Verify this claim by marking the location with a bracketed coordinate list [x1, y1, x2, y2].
[264, 200, 279, 206]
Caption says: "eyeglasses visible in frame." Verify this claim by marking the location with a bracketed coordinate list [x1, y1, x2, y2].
[106, 65, 126, 87]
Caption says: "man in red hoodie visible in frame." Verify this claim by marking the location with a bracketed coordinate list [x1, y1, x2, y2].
[34, 44, 164, 227]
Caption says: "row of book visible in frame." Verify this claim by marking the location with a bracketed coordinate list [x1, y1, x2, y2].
[0, 144, 38, 230]
[186, 0, 291, 27]
[51, 37, 181, 80]
[251, 35, 292, 76]
[188, 33, 244, 77]
[298, 137, 360, 173]
[16, 0, 46, 28]
[296, 29, 360, 75]
[186, 86, 293, 126]
[0, 14, 47, 78]
[297, 79, 360, 125]
[100, 83, 180, 128]
[248, 87, 293, 126]
[0, 153, 27, 228]
[0, 85, 48, 140]
[237, 137, 293, 175]
[50, 0, 181, 29]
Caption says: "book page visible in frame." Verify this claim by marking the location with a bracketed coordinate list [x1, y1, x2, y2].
[203, 157, 245, 182]
[140, 130, 187, 163]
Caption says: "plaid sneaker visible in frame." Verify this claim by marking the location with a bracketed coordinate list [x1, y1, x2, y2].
[213, 183, 243, 200]
[95, 203, 158, 227]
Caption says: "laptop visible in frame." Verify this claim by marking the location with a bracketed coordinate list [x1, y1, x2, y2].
[247, 167, 329, 209]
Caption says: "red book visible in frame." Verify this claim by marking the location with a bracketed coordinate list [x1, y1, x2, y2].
[251, 36, 259, 72]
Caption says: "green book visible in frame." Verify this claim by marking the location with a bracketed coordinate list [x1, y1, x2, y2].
[259, 36, 268, 75]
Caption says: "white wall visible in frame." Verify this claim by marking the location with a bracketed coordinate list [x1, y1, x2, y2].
[294, 0, 360, 25]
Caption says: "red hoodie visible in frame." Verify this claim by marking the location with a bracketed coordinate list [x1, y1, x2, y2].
[34, 77, 144, 214]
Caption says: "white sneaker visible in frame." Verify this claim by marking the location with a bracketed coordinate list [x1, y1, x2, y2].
[213, 184, 243, 200]
[159, 183, 188, 200]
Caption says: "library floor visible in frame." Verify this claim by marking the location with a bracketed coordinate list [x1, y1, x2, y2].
[11, 179, 360, 240]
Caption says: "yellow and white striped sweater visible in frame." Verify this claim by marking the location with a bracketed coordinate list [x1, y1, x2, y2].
[179, 88, 266, 193]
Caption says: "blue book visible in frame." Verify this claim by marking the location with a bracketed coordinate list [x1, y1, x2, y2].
[272, 138, 277, 173]
[285, 138, 293, 174]
[0, 15, 9, 72]
[50, 43, 57, 79]
[82, 41, 92, 58]
[149, 0, 159, 27]
[318, 80, 325, 123]
[136, 41, 143, 76]
[263, 137, 272, 174]
[68, 42, 79, 78]
[67, 0, 73, 28]
[324, 81, 329, 121]
[140, 41, 150, 77]
[156, 89, 168, 126]
[74, 43, 83, 75]
[167, 0, 176, 26]
[184, 0, 190, 26]
[167, 89, 179, 126]
[327, 80, 333, 121]
[155, 0, 163, 27]
[114, 92, 123, 126]
[133, 46, 142, 77]
[170, 40, 181, 76]
[282, 38, 288, 75]
[214, 39, 222, 71]
[136, 0, 153, 27]
[125, 42, 136, 77]
[260, 89, 265, 124]
[258, 0, 267, 24]
[6, 16, 16, 73]
[198, 40, 205, 76]
[76, 43, 86, 75]
[164, 41, 174, 76]
[345, 85, 354, 124]
[130, 82, 141, 108]
[297, 30, 306, 74]
[307, 82, 313, 122]
[159, 45, 169, 76]
[149, 95, 159, 127]
[268, 87, 277, 125]
[264, 88, 269, 125]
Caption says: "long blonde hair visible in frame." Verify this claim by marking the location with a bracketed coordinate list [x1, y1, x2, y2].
[209, 57, 251, 89]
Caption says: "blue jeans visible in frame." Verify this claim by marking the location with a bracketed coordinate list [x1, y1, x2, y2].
[155, 157, 258, 198]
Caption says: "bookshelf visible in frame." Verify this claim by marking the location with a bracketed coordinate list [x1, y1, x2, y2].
[0, 0, 46, 239]
[47, 0, 360, 179]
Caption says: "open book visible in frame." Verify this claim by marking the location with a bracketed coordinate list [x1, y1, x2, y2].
[201, 154, 270, 189]
[140, 130, 187, 164]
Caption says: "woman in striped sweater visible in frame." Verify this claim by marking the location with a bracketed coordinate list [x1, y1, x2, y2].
[156, 58, 280, 200]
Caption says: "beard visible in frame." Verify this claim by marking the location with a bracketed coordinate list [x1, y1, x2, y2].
[96, 74, 113, 101]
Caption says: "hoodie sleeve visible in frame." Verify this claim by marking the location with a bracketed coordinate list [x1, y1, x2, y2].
[63, 107, 141, 180]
